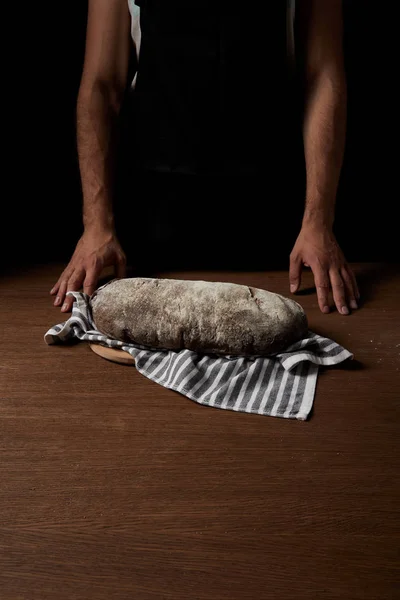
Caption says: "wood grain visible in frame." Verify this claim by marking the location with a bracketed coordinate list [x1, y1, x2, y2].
[89, 343, 135, 365]
[0, 263, 399, 600]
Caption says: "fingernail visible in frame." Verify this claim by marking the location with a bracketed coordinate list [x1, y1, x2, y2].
[323, 305, 330, 314]
[54, 296, 61, 306]
[50, 287, 55, 294]
[350, 300, 358, 310]
[61, 303, 68, 311]
[341, 306, 349, 315]
[290, 285, 297, 293]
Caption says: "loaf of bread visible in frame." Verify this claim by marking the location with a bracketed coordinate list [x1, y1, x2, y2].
[90, 278, 308, 356]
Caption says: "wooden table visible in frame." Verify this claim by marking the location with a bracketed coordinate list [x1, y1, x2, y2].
[1, 263, 399, 600]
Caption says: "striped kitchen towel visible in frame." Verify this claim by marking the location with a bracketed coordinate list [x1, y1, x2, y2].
[44, 292, 353, 420]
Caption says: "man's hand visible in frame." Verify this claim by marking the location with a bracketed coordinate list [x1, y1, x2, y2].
[50, 228, 127, 313]
[289, 225, 359, 315]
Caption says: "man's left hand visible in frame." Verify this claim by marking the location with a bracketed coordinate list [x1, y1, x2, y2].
[289, 225, 360, 315]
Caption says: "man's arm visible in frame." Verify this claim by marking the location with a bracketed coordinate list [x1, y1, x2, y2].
[50, 0, 131, 312]
[77, 0, 132, 232]
[289, 0, 359, 315]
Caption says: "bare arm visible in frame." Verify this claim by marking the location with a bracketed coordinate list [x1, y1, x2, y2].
[289, 0, 359, 315]
[78, 0, 132, 232]
[299, 0, 346, 228]
[50, 0, 131, 312]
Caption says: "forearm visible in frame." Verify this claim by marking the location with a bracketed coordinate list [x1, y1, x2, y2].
[302, 68, 347, 229]
[77, 84, 120, 233]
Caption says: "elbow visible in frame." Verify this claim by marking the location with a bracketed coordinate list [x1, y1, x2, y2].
[304, 63, 347, 99]
[77, 78, 127, 115]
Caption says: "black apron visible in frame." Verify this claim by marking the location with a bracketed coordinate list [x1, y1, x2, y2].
[126, 0, 289, 176]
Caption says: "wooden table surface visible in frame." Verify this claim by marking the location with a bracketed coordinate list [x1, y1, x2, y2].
[1, 263, 399, 600]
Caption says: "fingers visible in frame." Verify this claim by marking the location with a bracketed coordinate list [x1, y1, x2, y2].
[312, 265, 331, 314]
[83, 268, 99, 297]
[347, 266, 360, 301]
[53, 276, 70, 308]
[289, 254, 302, 294]
[52, 267, 85, 312]
[309, 265, 359, 315]
[329, 269, 349, 315]
[50, 272, 67, 299]
[62, 268, 86, 312]
[340, 266, 358, 310]
[56, 266, 99, 311]
[51, 235, 127, 313]
[50, 282, 59, 296]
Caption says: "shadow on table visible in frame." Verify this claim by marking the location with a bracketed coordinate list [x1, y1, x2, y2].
[353, 263, 398, 305]
[323, 358, 364, 372]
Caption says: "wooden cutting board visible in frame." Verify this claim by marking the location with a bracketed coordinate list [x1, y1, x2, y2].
[89, 343, 135, 365]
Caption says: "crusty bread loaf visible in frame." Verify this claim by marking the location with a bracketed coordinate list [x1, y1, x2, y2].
[90, 278, 308, 356]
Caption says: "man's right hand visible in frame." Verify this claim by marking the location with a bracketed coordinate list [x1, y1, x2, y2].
[50, 228, 127, 313]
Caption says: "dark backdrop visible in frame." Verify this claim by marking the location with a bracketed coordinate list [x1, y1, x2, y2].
[5, 1, 397, 270]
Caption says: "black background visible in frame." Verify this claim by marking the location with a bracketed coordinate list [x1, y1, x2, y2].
[4, 1, 397, 270]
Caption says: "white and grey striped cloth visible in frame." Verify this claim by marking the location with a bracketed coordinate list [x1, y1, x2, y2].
[44, 291, 352, 421]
